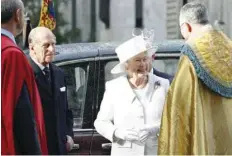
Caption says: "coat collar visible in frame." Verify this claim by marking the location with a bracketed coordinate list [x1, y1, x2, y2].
[28, 56, 46, 78]
[28, 56, 53, 96]
[120, 74, 159, 104]
[30, 57, 50, 72]
[120, 76, 136, 103]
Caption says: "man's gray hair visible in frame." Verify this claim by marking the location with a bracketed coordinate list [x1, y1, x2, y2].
[179, 2, 209, 25]
[1, 0, 24, 24]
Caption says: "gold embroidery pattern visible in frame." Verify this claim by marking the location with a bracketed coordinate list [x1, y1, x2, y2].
[193, 30, 232, 87]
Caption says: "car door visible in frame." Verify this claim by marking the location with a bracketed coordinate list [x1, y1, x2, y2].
[57, 60, 97, 155]
[90, 57, 120, 155]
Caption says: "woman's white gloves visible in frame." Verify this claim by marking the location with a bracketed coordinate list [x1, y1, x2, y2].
[114, 129, 139, 141]
[138, 125, 159, 143]
[114, 124, 159, 143]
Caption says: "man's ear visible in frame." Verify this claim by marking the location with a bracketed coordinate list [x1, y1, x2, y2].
[186, 23, 192, 33]
[14, 9, 22, 23]
[29, 43, 36, 55]
[29, 43, 33, 50]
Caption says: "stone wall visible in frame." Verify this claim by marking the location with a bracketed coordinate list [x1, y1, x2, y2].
[62, 0, 231, 42]
[96, 0, 167, 42]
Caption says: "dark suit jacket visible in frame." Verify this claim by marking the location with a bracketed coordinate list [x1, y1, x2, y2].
[153, 68, 174, 84]
[14, 83, 41, 154]
[28, 57, 73, 155]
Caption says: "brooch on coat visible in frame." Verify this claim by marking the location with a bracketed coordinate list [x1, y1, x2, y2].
[149, 81, 161, 102]
[154, 81, 161, 90]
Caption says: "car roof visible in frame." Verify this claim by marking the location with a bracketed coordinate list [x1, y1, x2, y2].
[24, 40, 185, 63]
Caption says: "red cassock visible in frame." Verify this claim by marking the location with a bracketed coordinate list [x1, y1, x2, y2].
[1, 35, 48, 155]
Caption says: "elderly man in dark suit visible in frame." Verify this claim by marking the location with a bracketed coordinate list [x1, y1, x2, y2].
[149, 55, 174, 84]
[153, 68, 173, 84]
[27, 26, 74, 155]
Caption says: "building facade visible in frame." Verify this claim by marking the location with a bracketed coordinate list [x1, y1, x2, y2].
[62, 0, 232, 42]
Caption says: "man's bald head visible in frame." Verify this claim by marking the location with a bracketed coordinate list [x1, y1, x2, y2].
[28, 26, 56, 45]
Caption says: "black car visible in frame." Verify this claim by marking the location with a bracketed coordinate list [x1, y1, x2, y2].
[28, 40, 184, 155]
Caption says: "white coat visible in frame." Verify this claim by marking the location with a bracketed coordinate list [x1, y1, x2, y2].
[94, 73, 169, 156]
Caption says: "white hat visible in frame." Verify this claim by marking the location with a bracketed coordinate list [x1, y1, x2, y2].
[111, 35, 157, 74]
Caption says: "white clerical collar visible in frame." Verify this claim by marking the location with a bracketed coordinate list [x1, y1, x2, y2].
[1, 28, 16, 44]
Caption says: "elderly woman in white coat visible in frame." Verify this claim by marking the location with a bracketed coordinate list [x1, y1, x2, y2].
[94, 36, 169, 156]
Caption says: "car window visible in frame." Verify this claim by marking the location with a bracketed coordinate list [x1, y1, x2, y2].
[152, 59, 179, 76]
[61, 65, 88, 129]
[104, 58, 179, 82]
[104, 61, 125, 82]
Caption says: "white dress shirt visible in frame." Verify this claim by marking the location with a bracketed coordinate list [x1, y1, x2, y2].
[1, 28, 16, 43]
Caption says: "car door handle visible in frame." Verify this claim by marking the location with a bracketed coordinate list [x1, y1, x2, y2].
[73, 143, 80, 150]
[101, 143, 112, 150]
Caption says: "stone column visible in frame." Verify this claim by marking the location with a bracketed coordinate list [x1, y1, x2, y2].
[207, 0, 231, 38]
[96, 0, 135, 42]
[208, 1, 222, 28]
[96, 0, 111, 42]
[110, 0, 135, 41]
[224, 0, 232, 38]
[143, 0, 167, 40]
[76, 0, 91, 42]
